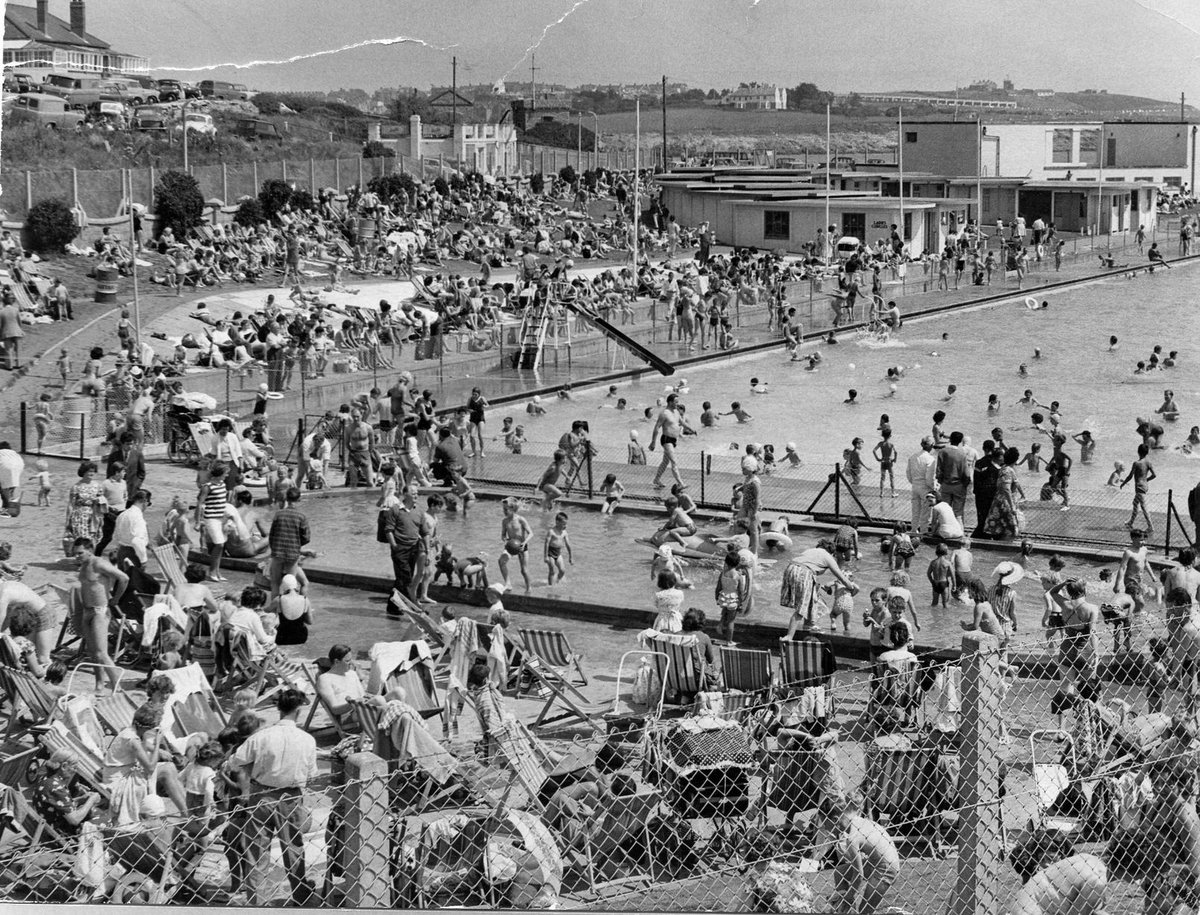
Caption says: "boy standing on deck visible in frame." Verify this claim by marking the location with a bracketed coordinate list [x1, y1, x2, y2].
[1120, 445, 1157, 532]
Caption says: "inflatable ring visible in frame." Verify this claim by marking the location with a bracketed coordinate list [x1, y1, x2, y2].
[760, 531, 793, 550]
[1024, 296, 1038, 310]
[265, 391, 285, 400]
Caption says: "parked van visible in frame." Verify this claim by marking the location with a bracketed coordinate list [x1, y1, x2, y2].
[233, 117, 282, 141]
[9, 93, 84, 129]
[199, 79, 253, 101]
[42, 73, 105, 109]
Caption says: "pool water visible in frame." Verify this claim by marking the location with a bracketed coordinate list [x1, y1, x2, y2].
[502, 265, 1200, 496]
[301, 493, 1148, 651]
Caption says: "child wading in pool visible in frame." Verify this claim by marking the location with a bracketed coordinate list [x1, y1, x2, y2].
[926, 543, 954, 608]
[873, 428, 896, 497]
[600, 473, 625, 514]
[543, 511, 573, 585]
[498, 498, 533, 592]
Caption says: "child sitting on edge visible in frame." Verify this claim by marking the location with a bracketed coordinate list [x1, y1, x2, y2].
[600, 473, 625, 514]
[926, 543, 954, 608]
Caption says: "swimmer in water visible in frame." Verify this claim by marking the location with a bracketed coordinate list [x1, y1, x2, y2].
[722, 401, 753, 423]
[1033, 348, 1042, 359]
[784, 442, 802, 466]
[606, 385, 618, 397]
[844, 389, 859, 405]
[1108, 336, 1119, 352]
[700, 402, 717, 427]
[941, 332, 949, 341]
[1156, 389, 1179, 420]
[805, 354, 820, 371]
[750, 378, 769, 394]
[1134, 361, 1148, 375]
[1164, 350, 1178, 368]
[1106, 461, 1125, 486]
[1072, 430, 1096, 464]
[987, 394, 1000, 414]
[942, 384, 957, 403]
[1019, 363, 1028, 377]
[1014, 389, 1043, 409]
[616, 398, 627, 410]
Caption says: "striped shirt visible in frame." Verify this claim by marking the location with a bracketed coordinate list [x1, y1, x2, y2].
[202, 481, 227, 519]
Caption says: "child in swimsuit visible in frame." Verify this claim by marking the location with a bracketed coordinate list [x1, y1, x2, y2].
[926, 543, 954, 608]
[654, 497, 697, 547]
[600, 473, 625, 514]
[1038, 554, 1066, 649]
[544, 512, 573, 585]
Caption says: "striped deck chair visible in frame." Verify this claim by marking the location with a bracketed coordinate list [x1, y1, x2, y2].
[48, 583, 84, 653]
[492, 719, 560, 812]
[518, 649, 607, 732]
[0, 634, 22, 669]
[517, 629, 587, 687]
[646, 632, 705, 707]
[1, 784, 70, 849]
[390, 590, 451, 665]
[861, 733, 941, 856]
[94, 691, 140, 738]
[715, 645, 774, 724]
[37, 719, 110, 798]
[779, 635, 839, 721]
[228, 633, 306, 707]
[158, 662, 228, 746]
[868, 654, 922, 731]
[0, 665, 58, 740]
[0, 743, 40, 789]
[300, 659, 351, 737]
[150, 543, 187, 591]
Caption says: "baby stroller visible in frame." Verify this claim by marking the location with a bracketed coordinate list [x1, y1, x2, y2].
[166, 403, 202, 464]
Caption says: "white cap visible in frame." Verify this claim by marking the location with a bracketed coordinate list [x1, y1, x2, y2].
[786, 442, 797, 451]
[741, 456, 759, 474]
[280, 574, 300, 593]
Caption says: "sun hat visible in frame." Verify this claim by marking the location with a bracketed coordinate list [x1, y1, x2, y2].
[741, 456, 759, 474]
[993, 562, 1023, 587]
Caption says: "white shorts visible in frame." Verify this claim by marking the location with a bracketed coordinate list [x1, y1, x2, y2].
[203, 518, 227, 545]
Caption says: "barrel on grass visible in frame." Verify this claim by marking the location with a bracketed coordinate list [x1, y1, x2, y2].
[94, 265, 119, 304]
[356, 217, 377, 246]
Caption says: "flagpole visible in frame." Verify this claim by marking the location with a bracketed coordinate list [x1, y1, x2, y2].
[825, 103, 831, 260]
[898, 106, 905, 246]
[634, 99, 640, 270]
[126, 168, 141, 360]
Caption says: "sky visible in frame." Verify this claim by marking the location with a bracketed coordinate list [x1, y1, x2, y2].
[74, 0, 1200, 101]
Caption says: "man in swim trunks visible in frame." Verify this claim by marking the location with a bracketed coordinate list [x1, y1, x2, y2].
[73, 536, 128, 693]
[650, 393, 684, 490]
[345, 408, 376, 488]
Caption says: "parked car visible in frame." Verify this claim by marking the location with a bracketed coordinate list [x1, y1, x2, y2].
[2, 72, 33, 94]
[86, 100, 128, 129]
[175, 111, 216, 136]
[8, 92, 84, 129]
[132, 105, 169, 131]
[42, 73, 106, 109]
[106, 75, 158, 105]
[198, 79, 254, 101]
[233, 117, 282, 141]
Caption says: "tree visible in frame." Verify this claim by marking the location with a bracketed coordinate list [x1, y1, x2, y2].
[558, 164, 577, 185]
[529, 173, 545, 195]
[233, 198, 265, 228]
[25, 198, 78, 253]
[433, 175, 449, 197]
[290, 188, 316, 212]
[362, 140, 394, 159]
[257, 178, 293, 222]
[154, 170, 204, 238]
[367, 172, 415, 203]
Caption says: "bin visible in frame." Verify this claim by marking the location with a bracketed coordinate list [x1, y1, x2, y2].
[94, 266, 119, 304]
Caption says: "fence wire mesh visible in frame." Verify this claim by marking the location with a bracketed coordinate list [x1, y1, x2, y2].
[4, 581, 1200, 912]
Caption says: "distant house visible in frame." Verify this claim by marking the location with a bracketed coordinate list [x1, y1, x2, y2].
[722, 83, 788, 110]
[4, 0, 147, 73]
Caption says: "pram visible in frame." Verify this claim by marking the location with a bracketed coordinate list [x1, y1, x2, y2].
[166, 404, 202, 464]
[645, 715, 756, 864]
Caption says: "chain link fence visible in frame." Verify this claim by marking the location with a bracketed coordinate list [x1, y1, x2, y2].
[5, 596, 1200, 911]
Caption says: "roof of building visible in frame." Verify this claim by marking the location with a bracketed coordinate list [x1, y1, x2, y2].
[4, 3, 109, 49]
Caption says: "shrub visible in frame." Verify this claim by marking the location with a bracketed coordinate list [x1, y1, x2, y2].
[289, 188, 316, 212]
[257, 178, 293, 222]
[362, 140, 395, 159]
[233, 198, 265, 228]
[433, 176, 449, 197]
[558, 165, 577, 186]
[529, 173, 545, 195]
[367, 172, 415, 203]
[154, 170, 204, 238]
[25, 199, 78, 253]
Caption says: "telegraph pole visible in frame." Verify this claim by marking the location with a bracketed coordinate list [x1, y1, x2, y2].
[530, 53, 539, 111]
[661, 75, 668, 170]
[451, 56, 457, 131]
[1182, 92, 1186, 123]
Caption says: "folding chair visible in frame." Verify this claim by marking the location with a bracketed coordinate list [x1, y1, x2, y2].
[300, 659, 354, 737]
[716, 645, 774, 723]
[157, 662, 228, 744]
[646, 632, 706, 708]
[390, 590, 450, 665]
[93, 691, 140, 738]
[517, 629, 587, 687]
[778, 634, 840, 721]
[519, 653, 607, 732]
[0, 634, 26, 670]
[0, 783, 70, 849]
[37, 720, 110, 798]
[0, 665, 59, 740]
[0, 743, 40, 789]
[491, 718, 567, 812]
[578, 788, 662, 893]
[150, 544, 187, 591]
[861, 733, 941, 856]
[227, 632, 304, 706]
[48, 583, 84, 654]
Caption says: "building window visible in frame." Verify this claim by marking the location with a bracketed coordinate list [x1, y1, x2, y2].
[1052, 129, 1073, 163]
[763, 210, 790, 240]
[905, 132, 917, 143]
[1079, 129, 1100, 166]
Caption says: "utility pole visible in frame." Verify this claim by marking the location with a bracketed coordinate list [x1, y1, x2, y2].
[530, 53, 539, 111]
[661, 74, 668, 170]
[1182, 92, 1186, 123]
[451, 56, 457, 132]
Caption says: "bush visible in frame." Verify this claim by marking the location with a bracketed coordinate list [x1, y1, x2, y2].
[362, 140, 395, 159]
[257, 178, 293, 222]
[367, 172, 415, 203]
[559, 165, 577, 186]
[233, 198, 265, 228]
[25, 198, 78, 253]
[154, 170, 204, 238]
[529, 173, 545, 195]
[432, 176, 450, 197]
[290, 188, 316, 212]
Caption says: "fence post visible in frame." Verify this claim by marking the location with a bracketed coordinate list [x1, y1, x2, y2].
[78, 412, 86, 460]
[1167, 488, 1174, 557]
[340, 752, 390, 907]
[310, 158, 317, 191]
[950, 631, 1003, 915]
[281, 160, 287, 183]
[586, 449, 594, 499]
[358, 157, 364, 187]
[222, 163, 228, 203]
[225, 368, 231, 414]
[699, 450, 706, 505]
[335, 158, 341, 190]
[19, 402, 27, 454]
[25, 171, 32, 211]
[833, 463, 841, 518]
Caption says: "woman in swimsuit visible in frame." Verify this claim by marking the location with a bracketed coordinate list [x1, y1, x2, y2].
[543, 512, 573, 585]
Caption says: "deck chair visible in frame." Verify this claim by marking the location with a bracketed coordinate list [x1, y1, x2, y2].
[0, 784, 70, 849]
[517, 629, 587, 687]
[94, 691, 140, 738]
[150, 544, 187, 591]
[227, 632, 305, 706]
[0, 665, 58, 740]
[0, 634, 23, 669]
[868, 654, 922, 730]
[49, 583, 84, 654]
[157, 662, 228, 746]
[491, 718, 567, 813]
[578, 788, 663, 893]
[0, 743, 39, 789]
[646, 632, 706, 708]
[716, 645, 774, 723]
[779, 635, 840, 721]
[390, 590, 450, 665]
[861, 733, 941, 856]
[300, 660, 351, 737]
[37, 719, 110, 797]
[519, 652, 607, 732]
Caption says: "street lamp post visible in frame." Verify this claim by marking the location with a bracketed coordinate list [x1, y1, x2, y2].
[181, 99, 191, 171]
[587, 110, 599, 170]
[576, 111, 582, 171]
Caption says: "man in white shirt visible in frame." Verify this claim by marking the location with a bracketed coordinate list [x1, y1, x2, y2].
[229, 688, 318, 906]
[222, 589, 274, 661]
[906, 436, 937, 532]
[112, 488, 151, 570]
[927, 493, 966, 542]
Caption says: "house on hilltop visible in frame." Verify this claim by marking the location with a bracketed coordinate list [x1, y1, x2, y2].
[721, 83, 788, 110]
[4, 0, 147, 73]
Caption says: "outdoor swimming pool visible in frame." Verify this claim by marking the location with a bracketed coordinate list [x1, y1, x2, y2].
[504, 264, 1200, 496]
[301, 492, 1153, 651]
